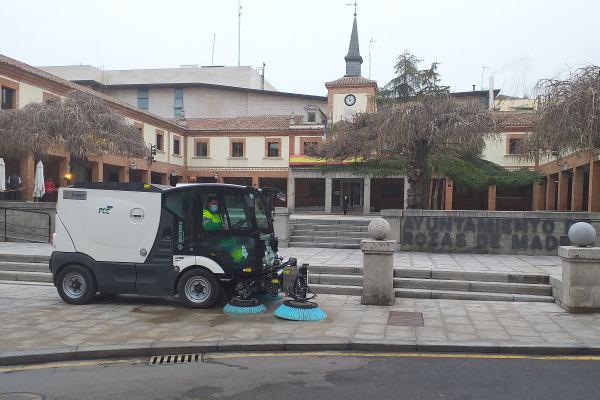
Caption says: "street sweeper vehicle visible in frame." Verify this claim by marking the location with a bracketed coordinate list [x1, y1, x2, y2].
[50, 182, 326, 320]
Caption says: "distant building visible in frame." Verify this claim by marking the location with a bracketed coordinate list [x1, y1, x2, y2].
[39, 64, 327, 119]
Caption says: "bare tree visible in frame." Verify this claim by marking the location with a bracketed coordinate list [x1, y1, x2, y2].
[0, 91, 148, 178]
[309, 94, 496, 209]
[522, 66, 600, 159]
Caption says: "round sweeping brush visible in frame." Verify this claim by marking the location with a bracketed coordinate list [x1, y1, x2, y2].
[223, 297, 266, 314]
[273, 300, 327, 321]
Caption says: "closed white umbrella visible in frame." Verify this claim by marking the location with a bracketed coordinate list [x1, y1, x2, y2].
[0, 158, 5, 193]
[33, 160, 45, 200]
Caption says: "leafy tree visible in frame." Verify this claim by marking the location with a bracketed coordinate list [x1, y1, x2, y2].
[379, 50, 450, 106]
[0, 91, 148, 180]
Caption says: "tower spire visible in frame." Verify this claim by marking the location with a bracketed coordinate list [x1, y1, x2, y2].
[344, 15, 363, 77]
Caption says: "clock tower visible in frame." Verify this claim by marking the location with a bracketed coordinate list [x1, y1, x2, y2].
[325, 15, 377, 123]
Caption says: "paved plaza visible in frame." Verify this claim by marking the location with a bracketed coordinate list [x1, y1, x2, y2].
[1, 282, 600, 355]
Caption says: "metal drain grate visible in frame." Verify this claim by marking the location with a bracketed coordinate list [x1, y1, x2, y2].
[149, 354, 201, 365]
[387, 311, 424, 327]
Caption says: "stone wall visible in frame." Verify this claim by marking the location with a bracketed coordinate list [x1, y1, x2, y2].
[382, 209, 600, 256]
[0, 202, 56, 243]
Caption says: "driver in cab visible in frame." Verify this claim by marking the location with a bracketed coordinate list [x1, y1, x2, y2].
[202, 197, 229, 231]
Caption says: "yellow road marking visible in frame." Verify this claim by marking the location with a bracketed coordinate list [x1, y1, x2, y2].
[0, 358, 144, 373]
[204, 351, 600, 362]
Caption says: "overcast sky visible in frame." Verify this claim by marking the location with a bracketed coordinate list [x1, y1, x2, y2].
[2, 0, 600, 97]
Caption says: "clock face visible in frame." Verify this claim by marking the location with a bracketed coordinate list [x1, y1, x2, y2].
[344, 94, 356, 106]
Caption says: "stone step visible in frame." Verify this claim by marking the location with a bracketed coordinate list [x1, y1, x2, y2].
[310, 284, 555, 303]
[306, 265, 549, 284]
[0, 270, 53, 283]
[0, 280, 53, 287]
[291, 226, 369, 234]
[291, 229, 367, 238]
[290, 219, 371, 226]
[0, 253, 50, 263]
[290, 235, 363, 244]
[0, 261, 50, 273]
[310, 273, 552, 296]
[289, 241, 359, 249]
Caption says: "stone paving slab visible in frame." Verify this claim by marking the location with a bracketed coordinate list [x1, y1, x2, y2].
[0, 283, 598, 359]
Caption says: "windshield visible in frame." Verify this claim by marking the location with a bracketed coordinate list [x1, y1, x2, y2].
[254, 195, 271, 233]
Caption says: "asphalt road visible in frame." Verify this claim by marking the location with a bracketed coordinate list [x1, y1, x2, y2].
[1, 352, 600, 400]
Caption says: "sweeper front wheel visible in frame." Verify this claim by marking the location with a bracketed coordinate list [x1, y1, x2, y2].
[177, 269, 221, 309]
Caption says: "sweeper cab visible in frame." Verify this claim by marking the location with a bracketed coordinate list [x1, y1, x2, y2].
[50, 182, 323, 318]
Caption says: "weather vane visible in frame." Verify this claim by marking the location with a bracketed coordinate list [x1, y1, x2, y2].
[345, 1, 357, 16]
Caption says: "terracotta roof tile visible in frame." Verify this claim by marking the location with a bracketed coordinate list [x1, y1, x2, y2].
[493, 111, 539, 129]
[175, 115, 305, 131]
[325, 76, 377, 88]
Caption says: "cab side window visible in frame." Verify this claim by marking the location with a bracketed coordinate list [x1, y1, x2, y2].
[222, 193, 250, 231]
[164, 190, 196, 249]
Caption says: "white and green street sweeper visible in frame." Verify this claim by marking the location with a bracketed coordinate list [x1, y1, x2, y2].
[50, 182, 325, 320]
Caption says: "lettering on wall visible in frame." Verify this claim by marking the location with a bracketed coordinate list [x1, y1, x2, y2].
[400, 216, 595, 253]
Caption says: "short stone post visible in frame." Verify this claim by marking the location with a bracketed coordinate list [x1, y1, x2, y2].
[557, 222, 600, 312]
[273, 207, 291, 248]
[361, 218, 397, 306]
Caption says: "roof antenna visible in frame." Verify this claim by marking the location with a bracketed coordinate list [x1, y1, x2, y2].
[211, 33, 216, 66]
[237, 0, 242, 66]
[345, 1, 357, 16]
[368, 38, 375, 79]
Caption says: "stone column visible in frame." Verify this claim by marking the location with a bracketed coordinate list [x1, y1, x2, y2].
[361, 218, 396, 306]
[273, 207, 291, 247]
[363, 175, 371, 215]
[403, 177, 409, 209]
[91, 160, 103, 182]
[571, 166, 584, 211]
[57, 155, 70, 188]
[118, 166, 129, 183]
[532, 181, 545, 211]
[557, 171, 569, 211]
[558, 246, 600, 312]
[487, 184, 497, 211]
[142, 170, 151, 184]
[287, 175, 295, 211]
[444, 178, 453, 210]
[546, 174, 557, 210]
[19, 153, 35, 201]
[324, 177, 332, 214]
[589, 159, 600, 212]
[252, 175, 259, 188]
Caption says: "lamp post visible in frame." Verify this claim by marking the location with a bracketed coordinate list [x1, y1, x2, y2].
[214, 172, 219, 183]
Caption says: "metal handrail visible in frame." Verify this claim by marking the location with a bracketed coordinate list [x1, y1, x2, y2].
[0, 207, 52, 243]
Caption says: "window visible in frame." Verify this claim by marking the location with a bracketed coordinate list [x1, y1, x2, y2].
[196, 140, 209, 157]
[137, 88, 149, 110]
[174, 88, 184, 117]
[267, 141, 280, 157]
[307, 110, 317, 123]
[43, 92, 58, 104]
[231, 141, 244, 158]
[156, 131, 164, 151]
[173, 136, 181, 155]
[1, 87, 15, 110]
[508, 138, 523, 154]
[223, 193, 251, 230]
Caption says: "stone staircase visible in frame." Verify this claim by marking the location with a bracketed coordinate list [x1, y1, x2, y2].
[0, 253, 53, 285]
[0, 253, 555, 303]
[308, 265, 555, 303]
[289, 218, 371, 249]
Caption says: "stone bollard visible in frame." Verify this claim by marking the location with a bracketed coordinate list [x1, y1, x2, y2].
[273, 207, 291, 248]
[380, 209, 402, 250]
[361, 218, 397, 306]
[557, 222, 600, 312]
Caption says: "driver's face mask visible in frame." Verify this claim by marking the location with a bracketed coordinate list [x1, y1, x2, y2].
[210, 204, 219, 213]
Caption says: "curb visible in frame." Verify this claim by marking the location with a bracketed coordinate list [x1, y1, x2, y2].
[2, 339, 600, 366]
